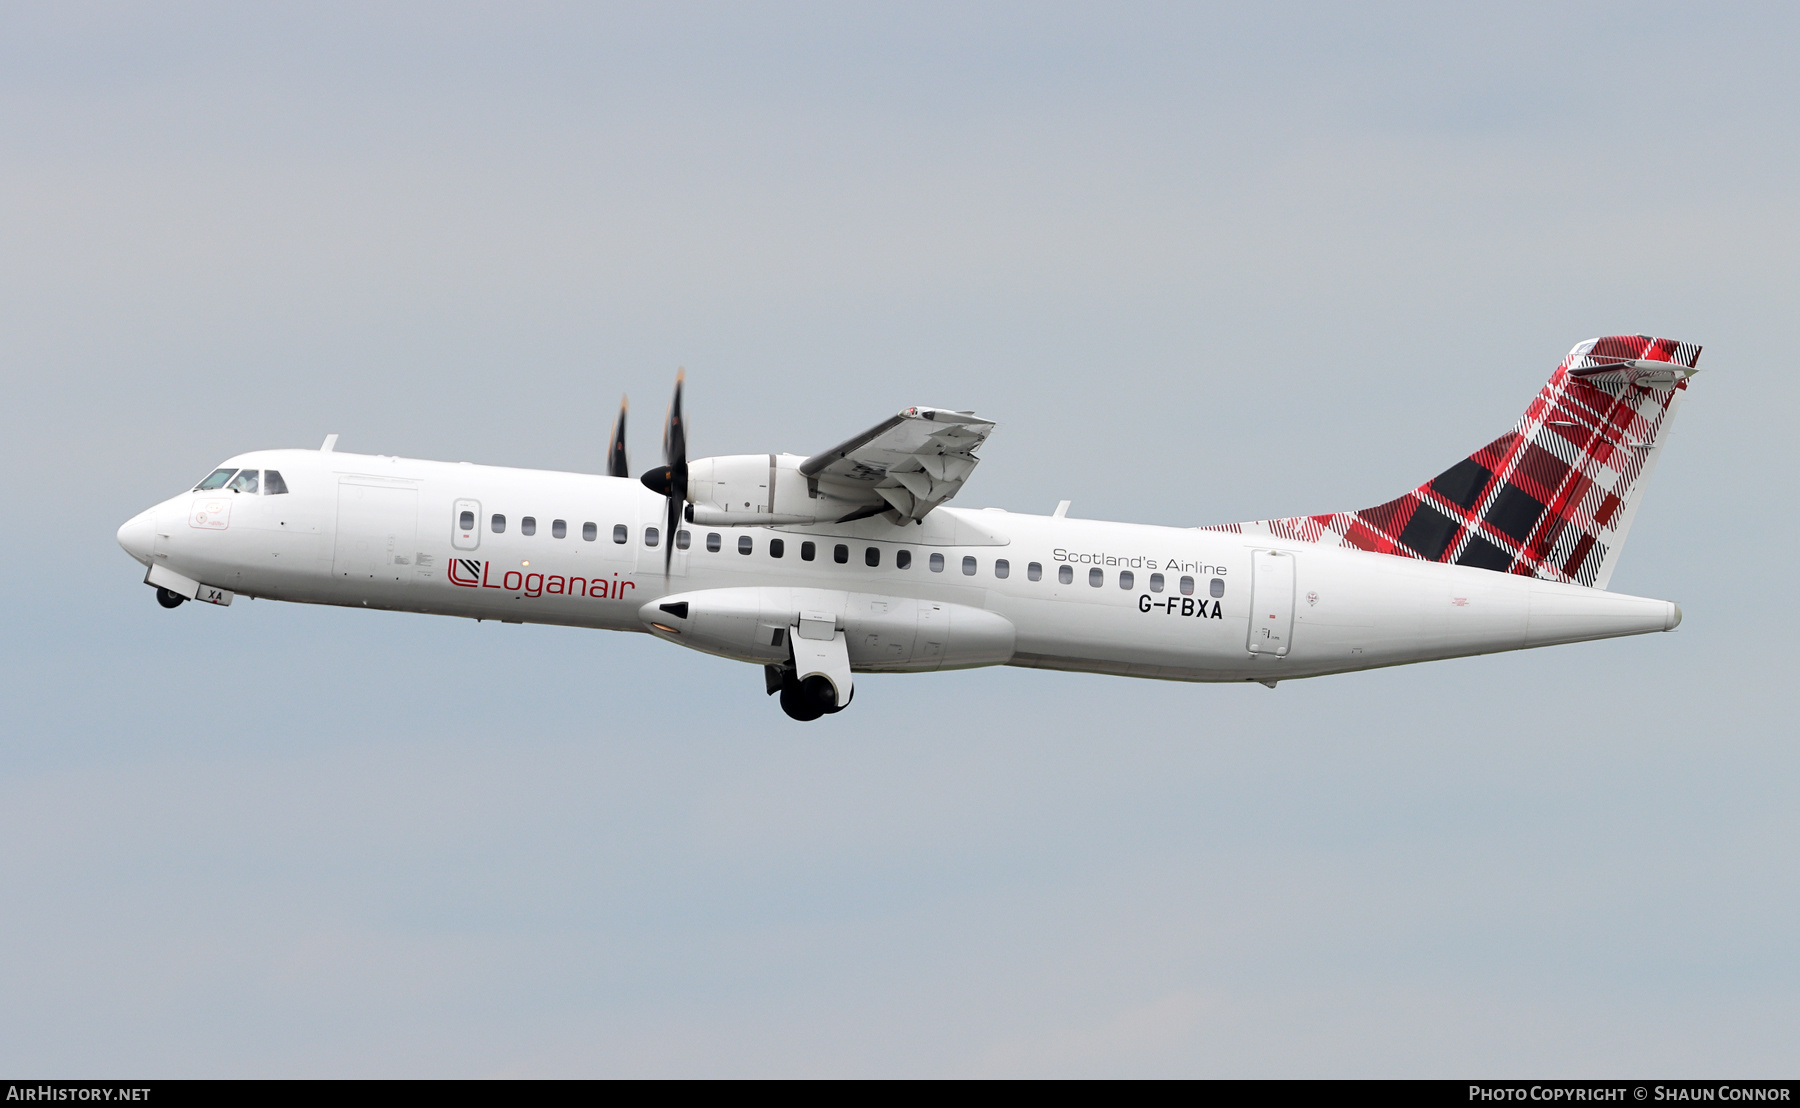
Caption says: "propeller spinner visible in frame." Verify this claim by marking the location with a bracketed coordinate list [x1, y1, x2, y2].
[639, 370, 687, 576]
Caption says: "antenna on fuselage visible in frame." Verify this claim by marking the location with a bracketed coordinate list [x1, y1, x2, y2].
[321, 434, 339, 453]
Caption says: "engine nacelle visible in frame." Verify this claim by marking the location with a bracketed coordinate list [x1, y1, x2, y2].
[685, 454, 868, 526]
[639, 587, 1016, 672]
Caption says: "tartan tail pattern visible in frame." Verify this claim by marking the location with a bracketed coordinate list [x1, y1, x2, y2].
[1206, 336, 1701, 589]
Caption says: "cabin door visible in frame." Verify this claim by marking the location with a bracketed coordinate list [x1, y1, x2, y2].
[1247, 550, 1295, 657]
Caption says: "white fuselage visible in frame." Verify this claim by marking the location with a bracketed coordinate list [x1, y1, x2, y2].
[118, 447, 1681, 684]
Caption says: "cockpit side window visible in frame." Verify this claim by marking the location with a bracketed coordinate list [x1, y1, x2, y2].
[227, 469, 260, 494]
[263, 470, 289, 495]
[194, 468, 236, 491]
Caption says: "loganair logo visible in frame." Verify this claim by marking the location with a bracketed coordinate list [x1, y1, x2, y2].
[447, 558, 637, 600]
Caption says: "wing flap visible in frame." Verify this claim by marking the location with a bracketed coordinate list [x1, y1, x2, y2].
[800, 406, 995, 523]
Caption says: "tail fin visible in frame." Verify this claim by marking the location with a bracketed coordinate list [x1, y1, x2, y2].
[1212, 335, 1701, 588]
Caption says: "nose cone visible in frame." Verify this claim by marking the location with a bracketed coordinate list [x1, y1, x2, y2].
[117, 508, 156, 566]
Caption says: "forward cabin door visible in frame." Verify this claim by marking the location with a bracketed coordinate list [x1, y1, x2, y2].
[1247, 550, 1296, 658]
[333, 478, 421, 587]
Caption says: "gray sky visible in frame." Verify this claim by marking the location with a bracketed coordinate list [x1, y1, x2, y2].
[2, 1, 1796, 1076]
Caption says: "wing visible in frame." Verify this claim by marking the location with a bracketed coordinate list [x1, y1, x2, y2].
[800, 406, 996, 522]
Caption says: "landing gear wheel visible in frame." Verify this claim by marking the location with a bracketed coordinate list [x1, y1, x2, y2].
[155, 587, 187, 609]
[777, 672, 846, 721]
[778, 678, 825, 722]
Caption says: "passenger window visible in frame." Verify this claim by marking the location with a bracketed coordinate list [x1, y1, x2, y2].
[1149, 572, 1164, 593]
[522, 516, 537, 536]
[995, 559, 1010, 579]
[1119, 570, 1134, 590]
[770, 538, 785, 558]
[833, 544, 849, 564]
[227, 469, 259, 494]
[926, 552, 942, 572]
[1089, 568, 1103, 587]
[866, 547, 880, 567]
[1058, 565, 1073, 584]
[583, 522, 597, 541]
[1211, 577, 1225, 598]
[1180, 576, 1195, 596]
[459, 510, 475, 531]
[706, 532, 721, 552]
[552, 519, 567, 539]
[801, 541, 815, 561]
[613, 524, 628, 544]
[896, 550, 912, 569]
[263, 470, 288, 495]
[962, 556, 977, 576]
[194, 467, 236, 491]
[677, 530, 691, 550]
[1028, 562, 1043, 581]
[739, 535, 753, 555]
[644, 526, 659, 547]
[492, 514, 507, 534]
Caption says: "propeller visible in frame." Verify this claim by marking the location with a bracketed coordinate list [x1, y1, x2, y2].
[606, 394, 630, 478]
[639, 369, 687, 576]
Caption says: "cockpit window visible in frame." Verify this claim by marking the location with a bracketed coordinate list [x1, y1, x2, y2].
[263, 470, 288, 495]
[194, 468, 236, 491]
[227, 469, 259, 494]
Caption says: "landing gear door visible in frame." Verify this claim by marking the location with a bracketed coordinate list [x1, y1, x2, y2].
[1247, 550, 1296, 657]
[452, 499, 481, 551]
[791, 612, 852, 707]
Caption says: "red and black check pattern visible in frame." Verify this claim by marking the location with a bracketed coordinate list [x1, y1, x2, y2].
[1208, 336, 1701, 588]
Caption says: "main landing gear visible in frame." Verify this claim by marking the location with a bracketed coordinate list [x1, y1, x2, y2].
[766, 665, 851, 722]
[155, 586, 187, 609]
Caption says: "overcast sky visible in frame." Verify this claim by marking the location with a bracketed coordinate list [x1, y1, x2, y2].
[3, 1, 1797, 1076]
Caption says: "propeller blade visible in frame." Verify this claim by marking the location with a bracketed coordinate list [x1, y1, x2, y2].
[637, 370, 688, 577]
[664, 369, 686, 474]
[665, 370, 686, 576]
[606, 395, 630, 478]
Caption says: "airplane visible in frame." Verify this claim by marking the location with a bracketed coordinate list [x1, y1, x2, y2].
[116, 335, 1697, 721]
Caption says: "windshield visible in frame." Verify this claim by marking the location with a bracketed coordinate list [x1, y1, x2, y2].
[227, 469, 259, 494]
[194, 468, 236, 491]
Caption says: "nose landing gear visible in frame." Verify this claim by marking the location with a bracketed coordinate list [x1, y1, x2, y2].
[155, 587, 187, 609]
